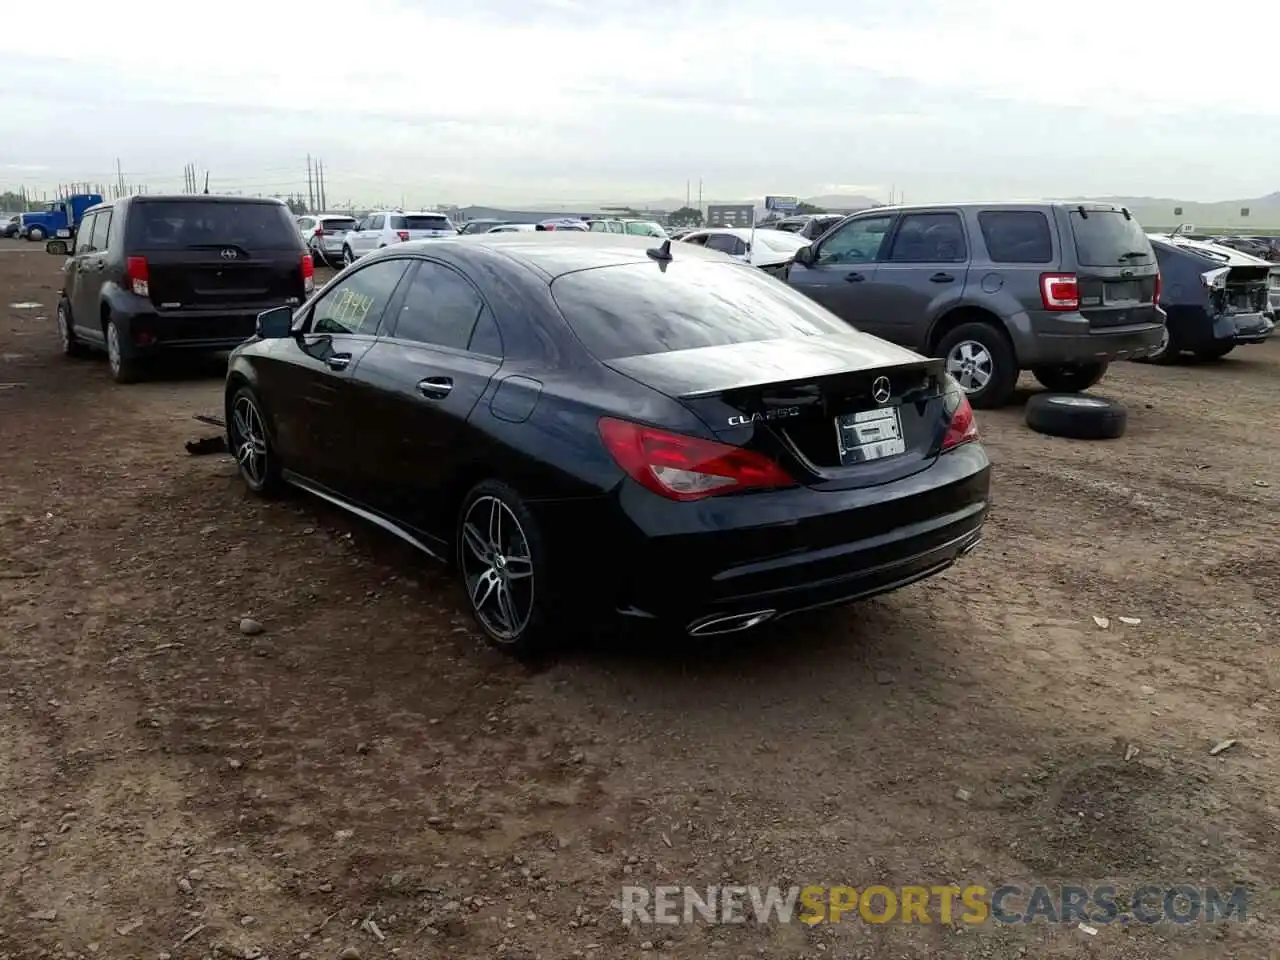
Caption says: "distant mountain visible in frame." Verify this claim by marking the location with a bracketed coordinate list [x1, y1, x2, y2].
[515, 193, 882, 214]
[1067, 192, 1280, 230]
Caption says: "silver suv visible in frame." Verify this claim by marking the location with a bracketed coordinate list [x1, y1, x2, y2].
[788, 202, 1166, 407]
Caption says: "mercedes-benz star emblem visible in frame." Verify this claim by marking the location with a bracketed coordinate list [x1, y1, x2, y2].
[220, 248, 237, 259]
[872, 376, 892, 404]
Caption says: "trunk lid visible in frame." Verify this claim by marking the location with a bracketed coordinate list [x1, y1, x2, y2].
[143, 246, 304, 309]
[1066, 207, 1161, 328]
[605, 335, 953, 491]
[1211, 264, 1270, 316]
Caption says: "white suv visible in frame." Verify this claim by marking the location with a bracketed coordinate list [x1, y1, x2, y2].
[341, 210, 456, 264]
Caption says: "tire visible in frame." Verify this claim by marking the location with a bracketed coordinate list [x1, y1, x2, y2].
[227, 386, 284, 497]
[342, 246, 355, 267]
[1133, 325, 1180, 365]
[935, 321, 1018, 409]
[309, 243, 329, 269]
[55, 300, 86, 358]
[28, 226, 45, 242]
[1031, 360, 1109, 393]
[456, 479, 555, 657]
[1025, 393, 1127, 440]
[1193, 341, 1235, 362]
[104, 317, 142, 384]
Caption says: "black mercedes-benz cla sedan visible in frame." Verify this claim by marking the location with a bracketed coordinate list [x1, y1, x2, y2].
[225, 233, 990, 654]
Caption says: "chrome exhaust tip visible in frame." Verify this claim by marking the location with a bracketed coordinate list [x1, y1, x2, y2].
[960, 536, 983, 556]
[687, 610, 777, 637]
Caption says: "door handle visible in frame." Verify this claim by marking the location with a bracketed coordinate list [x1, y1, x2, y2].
[930, 272, 955, 283]
[845, 272, 865, 282]
[417, 376, 453, 399]
[325, 354, 351, 371]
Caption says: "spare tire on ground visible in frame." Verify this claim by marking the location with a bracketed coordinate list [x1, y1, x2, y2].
[1025, 393, 1127, 440]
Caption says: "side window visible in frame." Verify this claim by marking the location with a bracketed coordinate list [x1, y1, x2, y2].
[467, 308, 504, 357]
[368, 215, 385, 230]
[887, 212, 967, 262]
[683, 234, 709, 247]
[390, 261, 486, 351]
[354, 218, 368, 231]
[297, 217, 315, 232]
[978, 211, 1053, 264]
[310, 260, 409, 336]
[90, 211, 112, 252]
[705, 234, 740, 255]
[589, 221, 608, 232]
[389, 215, 407, 230]
[76, 213, 98, 252]
[815, 216, 894, 264]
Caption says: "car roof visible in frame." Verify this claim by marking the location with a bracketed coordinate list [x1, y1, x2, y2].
[390, 231, 730, 279]
[853, 200, 1129, 215]
[131, 194, 287, 205]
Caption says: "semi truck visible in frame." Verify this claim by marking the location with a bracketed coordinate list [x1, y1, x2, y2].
[17, 193, 103, 241]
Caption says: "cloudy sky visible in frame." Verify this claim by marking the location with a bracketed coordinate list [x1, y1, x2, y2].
[2, 0, 1278, 208]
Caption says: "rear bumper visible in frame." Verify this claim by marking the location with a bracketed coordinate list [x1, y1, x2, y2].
[1231, 311, 1275, 344]
[539, 442, 991, 635]
[1010, 309, 1166, 365]
[110, 300, 286, 357]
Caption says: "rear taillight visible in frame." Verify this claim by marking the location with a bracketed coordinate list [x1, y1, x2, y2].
[301, 253, 314, 293]
[1153, 272, 1161, 305]
[941, 392, 979, 451]
[597, 417, 796, 501]
[125, 256, 149, 297]
[1039, 272, 1079, 311]
[396, 231, 410, 242]
[315, 224, 324, 237]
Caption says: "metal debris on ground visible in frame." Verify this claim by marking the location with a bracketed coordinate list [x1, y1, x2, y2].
[1209, 738, 1237, 756]
[1118, 616, 1142, 625]
[1092, 616, 1110, 628]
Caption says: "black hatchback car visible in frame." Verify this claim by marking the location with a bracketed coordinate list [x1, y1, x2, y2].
[48, 195, 312, 383]
[225, 233, 991, 654]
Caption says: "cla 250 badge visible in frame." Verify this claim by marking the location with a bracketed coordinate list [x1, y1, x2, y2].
[727, 407, 801, 427]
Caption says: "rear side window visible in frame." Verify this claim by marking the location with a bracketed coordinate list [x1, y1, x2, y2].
[126, 201, 299, 250]
[389, 262, 486, 350]
[705, 234, 744, 255]
[551, 260, 852, 360]
[887, 212, 966, 262]
[90, 210, 112, 251]
[978, 211, 1053, 263]
[369, 215, 385, 230]
[1068, 209, 1155, 266]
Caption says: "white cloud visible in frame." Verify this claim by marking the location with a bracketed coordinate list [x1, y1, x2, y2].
[1, 0, 1277, 205]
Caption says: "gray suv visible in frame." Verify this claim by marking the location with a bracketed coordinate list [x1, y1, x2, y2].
[787, 202, 1166, 407]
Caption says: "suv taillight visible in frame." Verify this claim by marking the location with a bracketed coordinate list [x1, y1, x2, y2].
[1039, 272, 1079, 311]
[1153, 272, 1161, 305]
[125, 256, 149, 297]
[315, 224, 324, 237]
[396, 230, 410, 242]
[301, 253, 314, 293]
[597, 417, 796, 501]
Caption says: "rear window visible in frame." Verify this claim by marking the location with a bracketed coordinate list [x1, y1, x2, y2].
[127, 201, 299, 249]
[550, 260, 851, 360]
[392, 215, 453, 231]
[1069, 209, 1154, 266]
[320, 217, 357, 232]
[978, 210, 1053, 263]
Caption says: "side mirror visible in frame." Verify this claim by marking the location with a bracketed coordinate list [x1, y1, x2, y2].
[46, 240, 69, 256]
[55, 227, 73, 239]
[793, 244, 815, 266]
[255, 306, 294, 339]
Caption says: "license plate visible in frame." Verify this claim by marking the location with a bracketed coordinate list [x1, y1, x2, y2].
[1105, 281, 1139, 303]
[836, 407, 905, 465]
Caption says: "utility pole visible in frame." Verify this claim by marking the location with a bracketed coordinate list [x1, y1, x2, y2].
[318, 159, 327, 212]
[686, 180, 690, 208]
[115, 158, 125, 198]
[697, 178, 703, 216]
[306, 155, 315, 212]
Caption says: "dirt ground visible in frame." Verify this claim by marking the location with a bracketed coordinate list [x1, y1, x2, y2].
[1, 238, 1277, 960]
